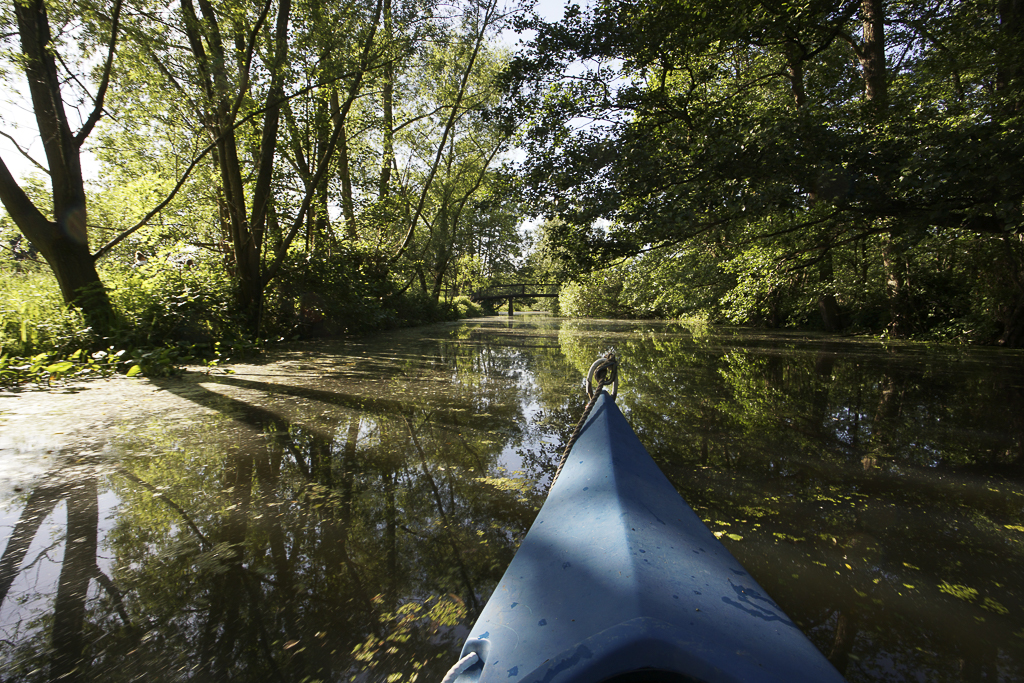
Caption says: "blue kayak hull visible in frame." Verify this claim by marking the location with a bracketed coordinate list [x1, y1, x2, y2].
[454, 392, 845, 683]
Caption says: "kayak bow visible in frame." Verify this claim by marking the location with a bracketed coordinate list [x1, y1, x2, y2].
[449, 390, 846, 683]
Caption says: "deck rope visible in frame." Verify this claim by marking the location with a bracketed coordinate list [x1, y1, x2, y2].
[440, 651, 480, 683]
[549, 351, 618, 490]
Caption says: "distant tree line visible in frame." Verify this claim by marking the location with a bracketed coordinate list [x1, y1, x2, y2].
[512, 0, 1024, 345]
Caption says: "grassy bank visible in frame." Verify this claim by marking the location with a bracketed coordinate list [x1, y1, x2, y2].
[0, 256, 486, 388]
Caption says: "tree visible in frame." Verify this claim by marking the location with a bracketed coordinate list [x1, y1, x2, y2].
[401, 42, 515, 300]
[508, 0, 1024, 342]
[0, 0, 122, 330]
[391, 0, 505, 264]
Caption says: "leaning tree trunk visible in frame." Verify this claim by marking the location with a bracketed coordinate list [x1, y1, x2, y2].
[0, 162, 110, 327]
[0, 0, 115, 333]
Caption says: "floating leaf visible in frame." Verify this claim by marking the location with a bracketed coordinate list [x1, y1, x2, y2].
[725, 533, 743, 542]
[938, 581, 978, 602]
[982, 598, 1009, 615]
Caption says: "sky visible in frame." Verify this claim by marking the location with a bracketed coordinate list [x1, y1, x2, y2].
[0, 81, 59, 185]
[0, 0, 573, 207]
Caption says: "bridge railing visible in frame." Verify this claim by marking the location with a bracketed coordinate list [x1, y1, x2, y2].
[469, 283, 559, 300]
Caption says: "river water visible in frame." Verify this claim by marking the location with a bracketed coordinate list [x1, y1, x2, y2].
[0, 315, 1022, 682]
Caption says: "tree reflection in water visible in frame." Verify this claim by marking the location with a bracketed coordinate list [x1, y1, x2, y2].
[0, 318, 1022, 682]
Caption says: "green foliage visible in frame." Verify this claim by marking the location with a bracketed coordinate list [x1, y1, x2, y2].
[3, 0, 526, 352]
[719, 243, 801, 327]
[102, 250, 237, 347]
[548, 222, 1024, 344]
[0, 347, 123, 387]
[0, 265, 97, 356]
[511, 0, 1024, 344]
[451, 295, 485, 319]
[558, 268, 627, 318]
[265, 242, 459, 337]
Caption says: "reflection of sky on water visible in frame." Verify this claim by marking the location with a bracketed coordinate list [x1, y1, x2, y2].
[0, 500, 66, 642]
[0, 422, 62, 499]
[0, 490, 123, 648]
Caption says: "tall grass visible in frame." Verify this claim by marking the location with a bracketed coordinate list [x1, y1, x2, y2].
[0, 264, 95, 356]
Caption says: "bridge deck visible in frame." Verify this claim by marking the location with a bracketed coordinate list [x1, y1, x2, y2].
[469, 283, 558, 302]
[471, 292, 558, 301]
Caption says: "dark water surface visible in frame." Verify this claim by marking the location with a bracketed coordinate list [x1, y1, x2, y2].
[1, 316, 1023, 682]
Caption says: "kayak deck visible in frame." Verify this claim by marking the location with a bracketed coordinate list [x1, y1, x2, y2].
[453, 392, 845, 683]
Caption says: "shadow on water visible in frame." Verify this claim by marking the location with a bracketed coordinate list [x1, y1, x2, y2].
[0, 318, 1022, 682]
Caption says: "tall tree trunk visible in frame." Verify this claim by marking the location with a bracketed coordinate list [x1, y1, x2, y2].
[789, 38, 843, 332]
[0, 0, 116, 332]
[312, 88, 331, 250]
[998, 235, 1024, 346]
[818, 251, 843, 333]
[379, 0, 395, 200]
[179, 0, 291, 337]
[786, 40, 806, 110]
[996, 0, 1022, 114]
[859, 0, 912, 336]
[882, 234, 913, 337]
[860, 0, 888, 111]
[333, 90, 357, 239]
[314, 160, 331, 253]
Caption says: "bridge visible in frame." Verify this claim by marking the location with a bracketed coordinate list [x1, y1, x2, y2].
[469, 283, 559, 316]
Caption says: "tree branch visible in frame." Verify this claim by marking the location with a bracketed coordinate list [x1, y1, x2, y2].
[0, 155, 51, 231]
[262, 0, 385, 285]
[393, 0, 500, 262]
[75, 0, 123, 146]
[0, 132, 49, 175]
[91, 75, 367, 260]
[230, 0, 274, 121]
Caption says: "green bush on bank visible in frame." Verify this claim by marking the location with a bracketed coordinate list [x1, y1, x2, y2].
[559, 269, 627, 318]
[0, 245, 492, 387]
[105, 252, 238, 346]
[553, 230, 1024, 345]
[451, 295, 484, 318]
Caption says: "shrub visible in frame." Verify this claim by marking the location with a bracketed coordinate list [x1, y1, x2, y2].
[102, 250, 238, 347]
[452, 295, 484, 319]
[559, 269, 626, 318]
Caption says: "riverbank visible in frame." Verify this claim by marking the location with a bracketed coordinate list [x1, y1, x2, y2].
[0, 258, 492, 388]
